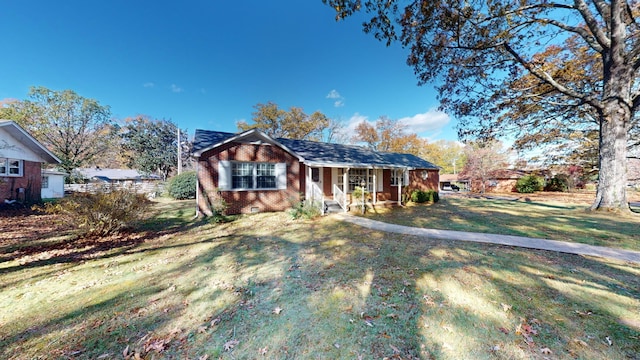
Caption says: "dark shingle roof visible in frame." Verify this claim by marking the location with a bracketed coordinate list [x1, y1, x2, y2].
[193, 129, 439, 169]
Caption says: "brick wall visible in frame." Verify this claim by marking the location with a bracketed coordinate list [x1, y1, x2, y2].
[197, 142, 302, 215]
[0, 160, 43, 203]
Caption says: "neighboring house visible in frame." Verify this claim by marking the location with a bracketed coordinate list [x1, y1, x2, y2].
[41, 169, 66, 199]
[69, 167, 163, 195]
[192, 129, 440, 215]
[439, 173, 469, 191]
[629, 158, 640, 189]
[73, 167, 161, 184]
[0, 120, 61, 203]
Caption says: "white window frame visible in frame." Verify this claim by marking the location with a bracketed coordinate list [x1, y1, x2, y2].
[219, 161, 286, 191]
[42, 175, 49, 189]
[338, 168, 374, 192]
[0, 158, 23, 177]
[390, 169, 409, 186]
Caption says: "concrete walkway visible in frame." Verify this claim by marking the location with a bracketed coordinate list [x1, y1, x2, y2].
[333, 213, 640, 264]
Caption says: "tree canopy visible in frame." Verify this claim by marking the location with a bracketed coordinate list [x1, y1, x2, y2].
[0, 86, 115, 174]
[459, 140, 510, 193]
[324, 0, 640, 211]
[237, 102, 330, 141]
[352, 116, 425, 155]
[120, 116, 186, 180]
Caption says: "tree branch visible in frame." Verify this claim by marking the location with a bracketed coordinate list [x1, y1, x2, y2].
[574, 0, 611, 51]
[502, 42, 602, 110]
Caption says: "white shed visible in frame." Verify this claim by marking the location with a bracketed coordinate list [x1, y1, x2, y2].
[41, 170, 66, 199]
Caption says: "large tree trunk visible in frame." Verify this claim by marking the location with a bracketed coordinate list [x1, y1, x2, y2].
[591, 102, 630, 211]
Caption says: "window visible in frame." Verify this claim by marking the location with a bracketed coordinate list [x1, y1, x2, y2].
[232, 162, 253, 189]
[0, 158, 23, 177]
[228, 162, 279, 190]
[311, 167, 320, 182]
[391, 169, 405, 186]
[338, 168, 374, 192]
[42, 176, 49, 189]
[256, 163, 276, 188]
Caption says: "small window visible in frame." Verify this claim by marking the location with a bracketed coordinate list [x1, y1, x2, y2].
[311, 168, 320, 182]
[0, 158, 23, 177]
[391, 169, 402, 186]
[42, 176, 49, 189]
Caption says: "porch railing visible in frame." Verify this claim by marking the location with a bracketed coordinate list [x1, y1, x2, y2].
[333, 184, 347, 212]
[309, 182, 325, 215]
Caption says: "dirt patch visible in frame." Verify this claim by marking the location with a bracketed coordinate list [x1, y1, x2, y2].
[0, 208, 144, 268]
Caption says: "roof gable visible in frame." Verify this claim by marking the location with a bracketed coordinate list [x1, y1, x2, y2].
[0, 120, 61, 164]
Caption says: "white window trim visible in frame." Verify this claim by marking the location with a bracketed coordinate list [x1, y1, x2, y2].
[0, 158, 23, 177]
[390, 169, 409, 186]
[218, 161, 286, 191]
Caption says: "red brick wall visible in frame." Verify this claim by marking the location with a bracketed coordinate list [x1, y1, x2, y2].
[0, 160, 42, 203]
[387, 169, 439, 202]
[197, 142, 302, 215]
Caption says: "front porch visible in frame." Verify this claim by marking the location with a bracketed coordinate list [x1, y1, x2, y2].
[304, 166, 432, 214]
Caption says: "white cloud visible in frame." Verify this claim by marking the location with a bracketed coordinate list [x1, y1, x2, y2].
[398, 108, 450, 133]
[143, 82, 155, 88]
[326, 89, 345, 107]
[326, 89, 341, 99]
[171, 84, 184, 93]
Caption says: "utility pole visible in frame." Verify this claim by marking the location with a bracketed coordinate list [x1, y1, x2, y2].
[177, 126, 182, 175]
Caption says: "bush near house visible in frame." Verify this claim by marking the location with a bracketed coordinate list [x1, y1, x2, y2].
[44, 186, 151, 236]
[545, 175, 569, 192]
[411, 190, 439, 203]
[515, 175, 545, 193]
[167, 171, 196, 200]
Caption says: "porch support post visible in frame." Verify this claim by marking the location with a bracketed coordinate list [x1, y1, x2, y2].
[397, 169, 402, 206]
[372, 168, 377, 205]
[308, 166, 312, 202]
[343, 168, 349, 212]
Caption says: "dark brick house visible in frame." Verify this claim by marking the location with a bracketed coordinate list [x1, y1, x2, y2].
[0, 120, 60, 203]
[192, 129, 440, 215]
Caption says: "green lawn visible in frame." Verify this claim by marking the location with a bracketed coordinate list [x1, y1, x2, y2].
[363, 195, 640, 251]
[1, 199, 639, 359]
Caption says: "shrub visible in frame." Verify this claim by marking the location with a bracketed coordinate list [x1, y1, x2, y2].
[352, 186, 370, 203]
[411, 190, 429, 203]
[545, 175, 569, 192]
[167, 171, 196, 200]
[288, 200, 322, 220]
[410, 190, 439, 203]
[515, 175, 544, 193]
[45, 186, 151, 236]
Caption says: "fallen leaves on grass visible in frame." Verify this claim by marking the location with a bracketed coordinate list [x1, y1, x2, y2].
[259, 346, 268, 356]
[224, 339, 239, 352]
[515, 319, 538, 346]
[272, 306, 283, 315]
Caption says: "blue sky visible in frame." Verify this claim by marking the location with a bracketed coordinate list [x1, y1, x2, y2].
[1, 1, 456, 142]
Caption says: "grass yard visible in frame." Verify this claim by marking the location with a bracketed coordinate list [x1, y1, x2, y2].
[364, 193, 640, 252]
[1, 199, 639, 359]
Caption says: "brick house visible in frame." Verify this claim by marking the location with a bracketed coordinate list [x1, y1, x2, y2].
[193, 129, 440, 215]
[0, 120, 60, 203]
